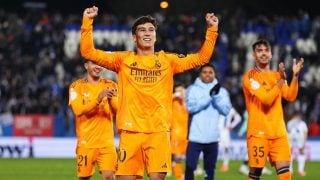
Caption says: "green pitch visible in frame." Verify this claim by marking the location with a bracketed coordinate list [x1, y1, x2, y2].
[0, 158, 318, 179]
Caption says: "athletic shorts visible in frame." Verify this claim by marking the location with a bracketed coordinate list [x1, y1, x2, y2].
[247, 135, 291, 168]
[116, 131, 171, 178]
[76, 145, 117, 177]
[171, 139, 188, 155]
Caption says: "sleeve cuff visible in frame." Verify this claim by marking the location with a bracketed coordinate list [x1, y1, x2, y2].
[81, 17, 94, 30]
[207, 26, 218, 32]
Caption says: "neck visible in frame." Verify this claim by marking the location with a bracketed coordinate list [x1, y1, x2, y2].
[86, 75, 100, 84]
[255, 63, 270, 72]
[136, 47, 155, 56]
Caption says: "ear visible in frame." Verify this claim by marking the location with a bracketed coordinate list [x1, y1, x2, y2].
[84, 62, 88, 70]
[132, 34, 137, 43]
[251, 51, 255, 59]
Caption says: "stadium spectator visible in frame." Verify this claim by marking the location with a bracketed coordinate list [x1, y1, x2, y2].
[185, 63, 232, 180]
[68, 60, 118, 180]
[80, 6, 219, 180]
[242, 39, 304, 180]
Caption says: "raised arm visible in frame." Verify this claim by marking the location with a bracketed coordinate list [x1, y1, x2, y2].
[281, 58, 304, 101]
[170, 13, 219, 73]
[80, 6, 122, 72]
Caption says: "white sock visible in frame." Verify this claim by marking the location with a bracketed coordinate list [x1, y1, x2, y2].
[290, 156, 293, 172]
[223, 152, 229, 166]
[297, 154, 306, 172]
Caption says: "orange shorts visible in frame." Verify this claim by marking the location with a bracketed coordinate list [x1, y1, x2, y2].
[116, 131, 171, 178]
[76, 145, 117, 177]
[171, 139, 188, 155]
[247, 135, 291, 168]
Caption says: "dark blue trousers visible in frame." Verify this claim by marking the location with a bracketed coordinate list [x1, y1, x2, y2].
[185, 141, 219, 180]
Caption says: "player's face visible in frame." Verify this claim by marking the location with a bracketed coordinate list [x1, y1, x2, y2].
[133, 23, 156, 49]
[85, 61, 103, 78]
[253, 44, 272, 66]
[200, 66, 215, 84]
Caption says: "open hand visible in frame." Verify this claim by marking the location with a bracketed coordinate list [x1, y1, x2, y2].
[292, 58, 304, 77]
[278, 62, 286, 80]
[98, 88, 116, 103]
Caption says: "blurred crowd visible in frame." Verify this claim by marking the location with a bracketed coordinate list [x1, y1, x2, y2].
[0, 7, 319, 136]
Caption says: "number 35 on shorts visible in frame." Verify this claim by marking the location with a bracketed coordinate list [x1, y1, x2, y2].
[249, 145, 266, 167]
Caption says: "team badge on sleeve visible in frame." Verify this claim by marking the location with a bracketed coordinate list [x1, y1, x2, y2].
[250, 78, 260, 90]
[69, 88, 77, 101]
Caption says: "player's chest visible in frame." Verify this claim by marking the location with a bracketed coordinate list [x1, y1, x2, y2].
[123, 54, 170, 69]
[121, 55, 171, 84]
[80, 84, 107, 103]
[255, 73, 277, 90]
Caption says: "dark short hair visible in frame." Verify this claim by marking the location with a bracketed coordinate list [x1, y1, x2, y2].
[199, 63, 215, 73]
[252, 39, 271, 51]
[132, 15, 158, 34]
[174, 81, 185, 89]
[173, 81, 185, 92]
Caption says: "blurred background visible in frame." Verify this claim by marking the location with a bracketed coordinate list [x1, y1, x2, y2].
[0, 0, 320, 160]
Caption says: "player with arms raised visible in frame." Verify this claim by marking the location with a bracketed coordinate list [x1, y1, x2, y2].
[80, 6, 219, 180]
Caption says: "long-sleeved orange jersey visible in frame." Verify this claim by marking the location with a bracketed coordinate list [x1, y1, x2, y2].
[80, 17, 218, 133]
[69, 78, 118, 148]
[242, 68, 298, 139]
[171, 97, 189, 141]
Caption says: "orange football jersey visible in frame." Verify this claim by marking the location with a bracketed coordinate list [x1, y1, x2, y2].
[242, 68, 298, 138]
[69, 78, 118, 148]
[80, 17, 218, 133]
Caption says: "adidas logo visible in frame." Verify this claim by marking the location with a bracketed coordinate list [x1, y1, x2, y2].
[130, 62, 138, 67]
[161, 163, 167, 168]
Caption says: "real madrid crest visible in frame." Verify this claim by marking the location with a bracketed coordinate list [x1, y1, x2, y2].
[155, 59, 161, 69]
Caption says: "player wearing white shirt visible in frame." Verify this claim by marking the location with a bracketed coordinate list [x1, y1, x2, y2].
[287, 113, 308, 176]
[218, 107, 241, 172]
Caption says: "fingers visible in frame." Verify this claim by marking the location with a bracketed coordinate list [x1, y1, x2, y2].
[278, 62, 286, 79]
[206, 13, 218, 22]
[294, 57, 304, 69]
[84, 6, 98, 17]
[278, 62, 285, 69]
[98, 88, 116, 103]
[206, 13, 214, 19]
[298, 58, 304, 66]
[205, 13, 218, 28]
[87, 6, 98, 13]
[103, 88, 116, 98]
